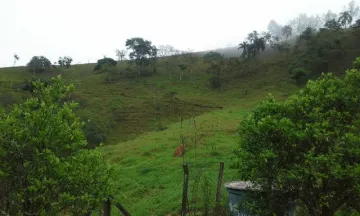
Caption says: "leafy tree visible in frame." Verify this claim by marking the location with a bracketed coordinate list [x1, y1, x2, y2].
[203, 51, 224, 88]
[238, 41, 249, 58]
[324, 19, 342, 30]
[203, 51, 224, 75]
[157, 45, 176, 58]
[240, 31, 268, 59]
[177, 63, 187, 81]
[343, 0, 360, 19]
[0, 76, 113, 215]
[203, 51, 223, 63]
[322, 10, 338, 23]
[58, 56, 73, 68]
[267, 20, 283, 37]
[94, 57, 117, 71]
[288, 13, 322, 35]
[298, 27, 316, 41]
[208, 75, 221, 89]
[351, 19, 360, 28]
[182, 50, 197, 74]
[338, 11, 353, 28]
[13, 54, 19, 67]
[115, 49, 127, 61]
[247, 30, 259, 43]
[281, 25, 292, 39]
[235, 68, 360, 215]
[125, 37, 157, 75]
[26, 56, 51, 75]
[261, 31, 272, 43]
[273, 42, 291, 54]
[289, 67, 309, 84]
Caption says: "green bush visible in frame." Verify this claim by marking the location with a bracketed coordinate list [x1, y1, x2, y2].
[26, 56, 51, 74]
[353, 57, 360, 70]
[83, 120, 107, 148]
[0, 92, 21, 108]
[289, 67, 309, 84]
[124, 68, 137, 79]
[94, 57, 117, 71]
[102, 64, 120, 83]
[139, 68, 153, 77]
[14, 78, 53, 93]
[0, 76, 113, 215]
[209, 75, 221, 89]
[234, 68, 360, 215]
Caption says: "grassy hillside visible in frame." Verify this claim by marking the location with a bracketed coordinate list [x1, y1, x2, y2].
[1, 27, 360, 215]
[0, 56, 297, 215]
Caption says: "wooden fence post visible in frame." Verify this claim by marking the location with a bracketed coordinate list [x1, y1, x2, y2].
[181, 163, 189, 216]
[103, 197, 111, 216]
[109, 195, 132, 216]
[216, 162, 224, 203]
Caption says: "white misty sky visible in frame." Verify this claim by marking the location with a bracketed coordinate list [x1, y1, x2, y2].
[0, 0, 349, 67]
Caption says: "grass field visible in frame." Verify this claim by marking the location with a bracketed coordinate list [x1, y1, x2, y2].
[2, 28, 360, 215]
[0, 56, 299, 215]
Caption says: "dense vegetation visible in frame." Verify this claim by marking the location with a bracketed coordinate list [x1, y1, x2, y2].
[1, 1, 360, 215]
[0, 77, 113, 215]
[235, 66, 360, 215]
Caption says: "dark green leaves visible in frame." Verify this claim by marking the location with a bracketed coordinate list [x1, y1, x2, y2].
[235, 68, 360, 215]
[0, 76, 113, 215]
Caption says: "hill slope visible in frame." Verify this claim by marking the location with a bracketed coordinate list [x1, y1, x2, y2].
[1, 27, 360, 215]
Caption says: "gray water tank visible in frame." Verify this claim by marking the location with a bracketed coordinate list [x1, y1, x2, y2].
[225, 181, 296, 216]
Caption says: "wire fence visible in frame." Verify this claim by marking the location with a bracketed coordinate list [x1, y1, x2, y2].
[94, 113, 239, 215]
[88, 160, 237, 216]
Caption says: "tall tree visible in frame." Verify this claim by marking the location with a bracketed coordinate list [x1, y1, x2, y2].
[281, 25, 293, 39]
[343, 0, 360, 19]
[125, 37, 157, 75]
[261, 31, 272, 43]
[288, 13, 322, 35]
[267, 20, 283, 37]
[13, 54, 19, 67]
[338, 11, 353, 28]
[351, 18, 360, 28]
[324, 19, 342, 31]
[247, 30, 259, 43]
[238, 41, 249, 59]
[322, 10, 338, 23]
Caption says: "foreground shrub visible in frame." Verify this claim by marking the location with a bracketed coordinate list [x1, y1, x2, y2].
[0, 76, 113, 215]
[353, 57, 360, 70]
[234, 68, 360, 215]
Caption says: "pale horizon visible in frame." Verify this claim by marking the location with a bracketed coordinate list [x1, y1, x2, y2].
[0, 0, 350, 67]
